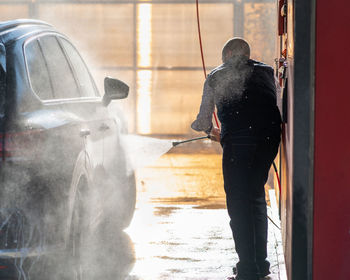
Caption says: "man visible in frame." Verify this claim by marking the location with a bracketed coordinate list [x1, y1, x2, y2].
[191, 38, 281, 280]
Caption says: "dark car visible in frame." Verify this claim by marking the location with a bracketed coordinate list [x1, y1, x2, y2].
[0, 19, 136, 278]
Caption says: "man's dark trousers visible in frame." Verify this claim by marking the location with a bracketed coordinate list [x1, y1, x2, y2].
[221, 132, 280, 280]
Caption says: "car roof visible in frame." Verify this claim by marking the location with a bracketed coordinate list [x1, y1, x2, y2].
[0, 19, 55, 45]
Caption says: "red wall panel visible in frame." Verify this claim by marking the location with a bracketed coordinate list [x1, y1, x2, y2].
[314, 0, 350, 279]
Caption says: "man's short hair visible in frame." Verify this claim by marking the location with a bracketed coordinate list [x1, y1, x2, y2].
[222, 38, 250, 62]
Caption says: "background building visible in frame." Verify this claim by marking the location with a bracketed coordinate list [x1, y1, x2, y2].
[0, 0, 276, 135]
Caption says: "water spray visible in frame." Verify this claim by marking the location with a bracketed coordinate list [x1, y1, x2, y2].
[172, 135, 210, 147]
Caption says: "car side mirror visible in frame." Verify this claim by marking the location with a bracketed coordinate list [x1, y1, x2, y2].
[102, 77, 129, 106]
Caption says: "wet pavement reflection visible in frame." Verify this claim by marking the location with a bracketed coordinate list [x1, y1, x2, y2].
[126, 199, 234, 280]
[123, 153, 284, 280]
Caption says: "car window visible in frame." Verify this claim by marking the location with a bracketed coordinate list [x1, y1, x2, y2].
[0, 44, 5, 117]
[25, 39, 54, 100]
[0, 67, 5, 117]
[60, 38, 97, 97]
[39, 35, 80, 99]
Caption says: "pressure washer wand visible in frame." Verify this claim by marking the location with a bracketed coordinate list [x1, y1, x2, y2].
[172, 135, 210, 147]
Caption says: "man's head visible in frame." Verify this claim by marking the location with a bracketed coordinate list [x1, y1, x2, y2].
[222, 38, 250, 63]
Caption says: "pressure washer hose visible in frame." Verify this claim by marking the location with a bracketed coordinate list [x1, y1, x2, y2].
[272, 162, 282, 196]
[195, 0, 220, 129]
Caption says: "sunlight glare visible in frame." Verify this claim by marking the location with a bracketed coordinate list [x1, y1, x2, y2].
[137, 3, 152, 67]
[137, 70, 152, 134]
[137, 4, 152, 134]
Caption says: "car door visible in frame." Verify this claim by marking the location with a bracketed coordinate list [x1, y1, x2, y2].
[23, 35, 92, 185]
[42, 34, 104, 168]
[58, 37, 119, 170]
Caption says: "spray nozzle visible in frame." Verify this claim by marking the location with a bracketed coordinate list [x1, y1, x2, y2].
[172, 135, 210, 147]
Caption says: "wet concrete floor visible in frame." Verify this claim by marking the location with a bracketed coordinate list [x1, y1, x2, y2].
[124, 153, 286, 280]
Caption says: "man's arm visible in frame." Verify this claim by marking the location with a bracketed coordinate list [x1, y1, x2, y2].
[191, 79, 215, 134]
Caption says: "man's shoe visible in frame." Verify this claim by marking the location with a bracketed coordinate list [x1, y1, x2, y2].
[232, 266, 270, 279]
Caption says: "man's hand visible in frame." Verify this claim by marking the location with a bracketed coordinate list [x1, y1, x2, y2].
[209, 127, 221, 142]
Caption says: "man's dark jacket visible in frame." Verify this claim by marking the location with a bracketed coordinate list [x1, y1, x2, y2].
[192, 56, 281, 141]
